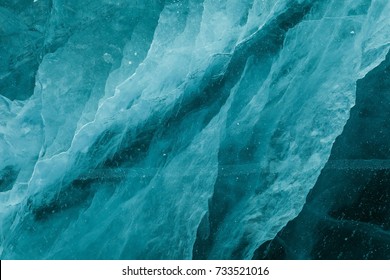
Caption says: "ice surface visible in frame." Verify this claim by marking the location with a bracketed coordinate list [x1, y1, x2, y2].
[254, 51, 390, 260]
[0, 0, 389, 259]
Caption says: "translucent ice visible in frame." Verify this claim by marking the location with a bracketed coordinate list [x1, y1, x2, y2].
[0, 0, 389, 259]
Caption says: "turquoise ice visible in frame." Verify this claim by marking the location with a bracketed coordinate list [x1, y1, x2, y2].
[0, 0, 389, 259]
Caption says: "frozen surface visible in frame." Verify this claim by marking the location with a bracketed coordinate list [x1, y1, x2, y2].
[254, 51, 390, 260]
[0, 0, 389, 259]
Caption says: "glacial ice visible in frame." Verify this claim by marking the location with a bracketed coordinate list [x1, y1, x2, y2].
[0, 0, 389, 259]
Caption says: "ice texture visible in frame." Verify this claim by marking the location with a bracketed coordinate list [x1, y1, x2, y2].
[254, 50, 390, 260]
[0, 0, 389, 259]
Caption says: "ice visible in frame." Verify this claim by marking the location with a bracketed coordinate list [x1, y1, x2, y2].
[0, 0, 389, 259]
[254, 50, 390, 260]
